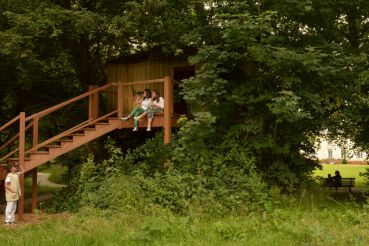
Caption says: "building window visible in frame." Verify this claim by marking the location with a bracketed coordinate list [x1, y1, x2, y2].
[328, 149, 333, 158]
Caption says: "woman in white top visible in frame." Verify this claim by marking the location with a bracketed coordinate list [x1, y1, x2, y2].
[135, 90, 164, 131]
[121, 89, 152, 131]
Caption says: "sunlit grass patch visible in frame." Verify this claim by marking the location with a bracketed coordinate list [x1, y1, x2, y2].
[313, 164, 368, 188]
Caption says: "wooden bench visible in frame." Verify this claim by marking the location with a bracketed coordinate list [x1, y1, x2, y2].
[321, 177, 355, 192]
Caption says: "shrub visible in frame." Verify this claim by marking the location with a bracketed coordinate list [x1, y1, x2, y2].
[49, 133, 271, 216]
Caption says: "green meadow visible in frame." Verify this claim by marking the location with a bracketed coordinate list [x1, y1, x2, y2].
[2, 201, 369, 246]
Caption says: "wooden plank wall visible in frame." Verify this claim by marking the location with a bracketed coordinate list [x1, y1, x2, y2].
[106, 59, 188, 113]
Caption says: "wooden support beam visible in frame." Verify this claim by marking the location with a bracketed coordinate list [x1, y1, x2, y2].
[163, 76, 172, 144]
[88, 85, 99, 154]
[18, 112, 25, 220]
[93, 87, 99, 119]
[32, 168, 38, 212]
[88, 85, 95, 119]
[33, 116, 39, 152]
[117, 83, 124, 129]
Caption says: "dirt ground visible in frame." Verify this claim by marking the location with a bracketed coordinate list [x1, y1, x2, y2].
[0, 212, 69, 227]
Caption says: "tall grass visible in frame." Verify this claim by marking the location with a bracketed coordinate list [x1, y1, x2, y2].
[2, 193, 369, 245]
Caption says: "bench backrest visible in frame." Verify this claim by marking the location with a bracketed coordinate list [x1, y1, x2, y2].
[321, 177, 355, 186]
[341, 178, 355, 186]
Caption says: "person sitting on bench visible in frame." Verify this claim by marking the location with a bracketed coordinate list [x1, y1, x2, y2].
[327, 174, 334, 187]
[334, 170, 342, 191]
[134, 90, 164, 131]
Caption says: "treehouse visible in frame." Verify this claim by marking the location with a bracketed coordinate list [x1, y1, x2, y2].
[0, 54, 194, 219]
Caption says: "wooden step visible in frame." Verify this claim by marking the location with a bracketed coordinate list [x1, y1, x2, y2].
[31, 151, 49, 155]
[95, 122, 109, 125]
[59, 138, 73, 142]
[82, 127, 96, 131]
[45, 144, 62, 149]
[67, 133, 85, 137]
[7, 157, 31, 162]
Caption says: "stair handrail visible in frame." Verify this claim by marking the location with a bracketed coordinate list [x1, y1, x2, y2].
[25, 84, 114, 121]
[0, 121, 33, 152]
[0, 148, 19, 162]
[0, 115, 20, 132]
[26, 110, 118, 155]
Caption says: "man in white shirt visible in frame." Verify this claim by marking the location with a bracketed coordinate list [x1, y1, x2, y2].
[4, 164, 22, 225]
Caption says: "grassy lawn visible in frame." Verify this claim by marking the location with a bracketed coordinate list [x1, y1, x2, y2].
[2, 202, 369, 245]
[313, 164, 368, 188]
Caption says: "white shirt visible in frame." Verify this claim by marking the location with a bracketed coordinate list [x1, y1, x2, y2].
[141, 98, 152, 111]
[152, 97, 164, 109]
[5, 172, 19, 183]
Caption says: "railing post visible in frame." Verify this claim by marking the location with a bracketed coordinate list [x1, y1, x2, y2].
[163, 76, 172, 145]
[88, 85, 95, 119]
[18, 112, 25, 220]
[33, 116, 39, 151]
[93, 87, 99, 119]
[117, 83, 123, 129]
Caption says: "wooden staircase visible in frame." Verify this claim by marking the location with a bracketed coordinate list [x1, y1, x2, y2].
[0, 76, 176, 219]
[14, 118, 119, 172]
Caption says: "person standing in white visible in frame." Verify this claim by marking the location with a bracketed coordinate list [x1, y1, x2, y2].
[4, 164, 22, 225]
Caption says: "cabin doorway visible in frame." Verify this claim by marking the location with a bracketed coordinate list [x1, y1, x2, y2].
[173, 66, 195, 115]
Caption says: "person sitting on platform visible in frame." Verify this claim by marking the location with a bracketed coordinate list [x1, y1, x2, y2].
[134, 90, 164, 131]
[121, 89, 152, 131]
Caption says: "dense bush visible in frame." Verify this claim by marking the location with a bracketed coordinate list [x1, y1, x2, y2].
[79, 168, 269, 216]
[80, 162, 269, 216]
[49, 133, 271, 216]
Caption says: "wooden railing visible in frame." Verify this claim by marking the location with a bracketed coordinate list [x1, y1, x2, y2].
[0, 76, 173, 167]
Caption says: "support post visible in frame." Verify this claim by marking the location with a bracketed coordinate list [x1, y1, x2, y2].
[88, 85, 98, 154]
[117, 83, 124, 129]
[32, 168, 37, 212]
[32, 116, 39, 213]
[163, 76, 172, 144]
[18, 112, 25, 220]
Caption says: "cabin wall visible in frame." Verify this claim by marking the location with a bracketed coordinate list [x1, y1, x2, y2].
[106, 59, 189, 113]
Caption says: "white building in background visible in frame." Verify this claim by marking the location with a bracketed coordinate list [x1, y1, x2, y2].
[315, 138, 367, 164]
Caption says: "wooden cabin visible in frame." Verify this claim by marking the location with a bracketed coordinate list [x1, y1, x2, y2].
[106, 56, 195, 114]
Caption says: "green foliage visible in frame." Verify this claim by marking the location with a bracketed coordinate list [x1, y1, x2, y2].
[130, 218, 171, 243]
[118, 132, 171, 176]
[48, 135, 269, 216]
[78, 167, 268, 216]
[3, 0, 369, 210]
[173, 1, 369, 189]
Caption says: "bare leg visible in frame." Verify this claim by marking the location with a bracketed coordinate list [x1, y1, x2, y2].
[147, 118, 152, 131]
